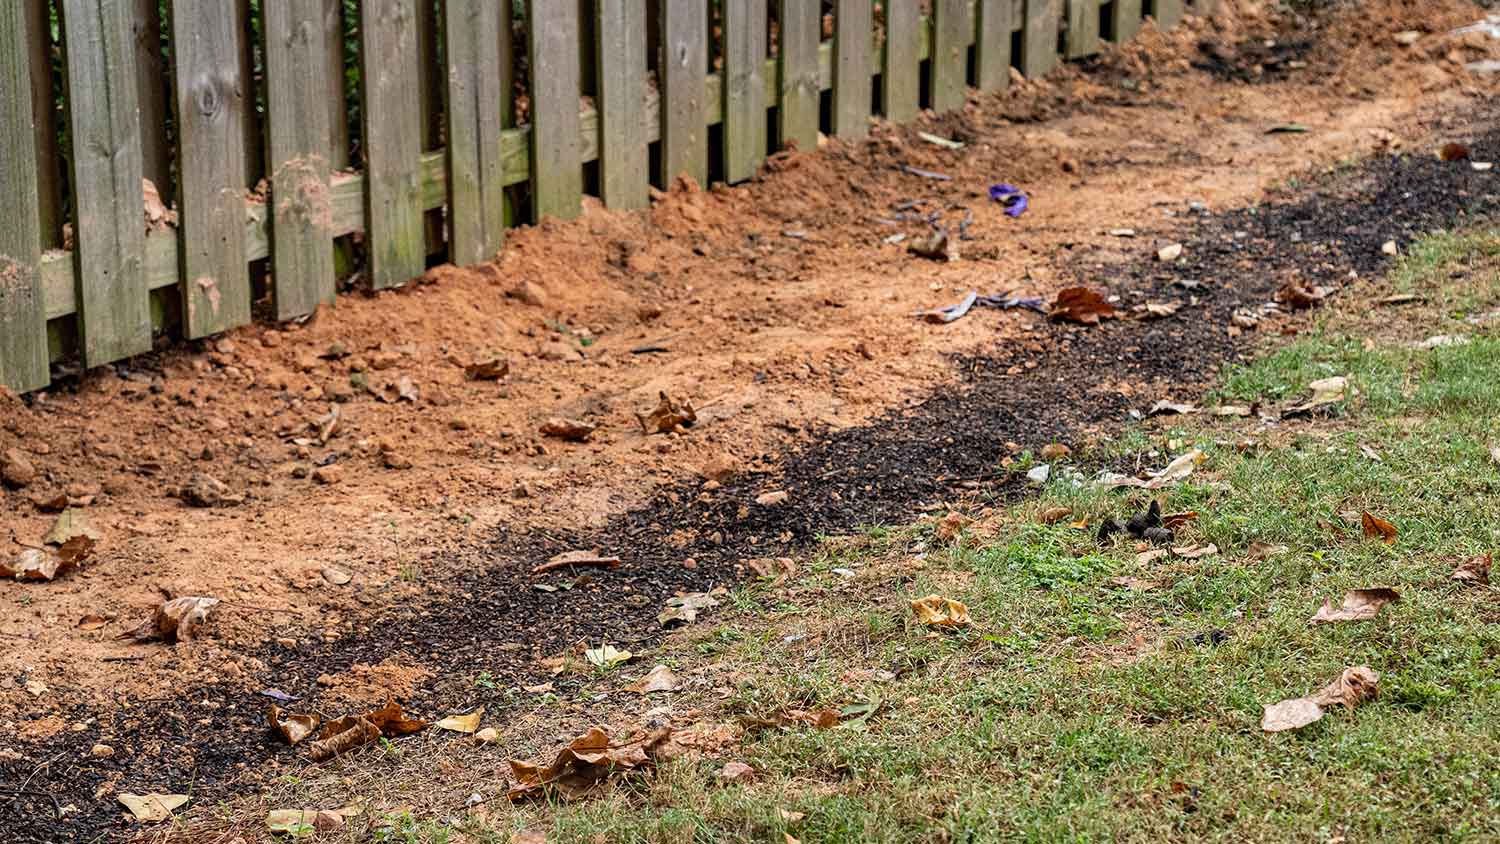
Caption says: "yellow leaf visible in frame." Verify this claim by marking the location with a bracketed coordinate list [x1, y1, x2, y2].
[118, 793, 189, 822]
[435, 707, 485, 734]
[909, 595, 971, 627]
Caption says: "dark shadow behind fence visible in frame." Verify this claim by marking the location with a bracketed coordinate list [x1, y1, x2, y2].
[0, 0, 1218, 394]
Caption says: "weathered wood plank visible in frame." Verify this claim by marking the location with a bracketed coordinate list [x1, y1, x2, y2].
[975, 0, 1013, 91]
[1111, 0, 1143, 42]
[443, 0, 508, 262]
[1154, 0, 1185, 28]
[596, 0, 649, 209]
[23, 0, 64, 248]
[323, 0, 349, 168]
[60, 0, 151, 367]
[1192, 0, 1220, 15]
[1066, 0, 1100, 57]
[527, 0, 583, 221]
[882, 0, 919, 122]
[932, 0, 971, 113]
[832, 0, 872, 138]
[658, 0, 707, 187]
[1020, 0, 1059, 79]
[170, 0, 250, 338]
[359, 0, 425, 289]
[778, 0, 820, 151]
[722, 0, 767, 184]
[1, 1, 49, 393]
[263, 0, 338, 319]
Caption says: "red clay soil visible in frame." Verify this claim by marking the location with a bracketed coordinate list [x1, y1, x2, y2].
[1, 0, 1498, 834]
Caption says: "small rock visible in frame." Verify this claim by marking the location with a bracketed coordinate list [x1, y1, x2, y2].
[719, 761, 755, 784]
[320, 568, 351, 585]
[183, 472, 235, 507]
[755, 490, 789, 506]
[382, 451, 413, 470]
[1, 448, 38, 488]
[24, 679, 47, 697]
[90, 744, 114, 759]
[512, 280, 549, 307]
[1381, 240, 1398, 256]
[1026, 464, 1051, 484]
[260, 332, 282, 348]
[311, 465, 344, 485]
[1392, 30, 1421, 46]
[1039, 443, 1070, 461]
[1157, 243, 1184, 262]
[475, 727, 499, 744]
[539, 417, 597, 443]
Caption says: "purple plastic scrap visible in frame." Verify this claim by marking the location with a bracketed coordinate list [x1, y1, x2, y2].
[989, 183, 1029, 218]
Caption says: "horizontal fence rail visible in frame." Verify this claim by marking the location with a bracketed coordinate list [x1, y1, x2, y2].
[0, 0, 1218, 394]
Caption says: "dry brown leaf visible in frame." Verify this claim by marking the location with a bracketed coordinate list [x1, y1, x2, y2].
[910, 594, 971, 627]
[77, 613, 108, 631]
[1162, 511, 1198, 530]
[1260, 697, 1325, 733]
[1309, 588, 1400, 624]
[1, 536, 95, 582]
[464, 359, 510, 381]
[1283, 376, 1348, 417]
[1452, 553, 1491, 585]
[268, 705, 321, 745]
[626, 665, 681, 694]
[1172, 544, 1219, 560]
[934, 511, 974, 542]
[658, 591, 721, 627]
[306, 716, 381, 762]
[435, 707, 485, 734]
[125, 596, 219, 643]
[1049, 286, 1117, 325]
[1038, 506, 1072, 525]
[507, 726, 676, 801]
[636, 392, 697, 434]
[1439, 142, 1471, 161]
[1275, 281, 1331, 310]
[1312, 666, 1381, 709]
[540, 417, 597, 442]
[1137, 549, 1170, 565]
[118, 793, 189, 823]
[364, 699, 428, 736]
[1360, 511, 1398, 544]
[1246, 541, 1289, 562]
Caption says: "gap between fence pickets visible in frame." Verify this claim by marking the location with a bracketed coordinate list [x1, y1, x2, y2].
[31, 1, 1207, 330]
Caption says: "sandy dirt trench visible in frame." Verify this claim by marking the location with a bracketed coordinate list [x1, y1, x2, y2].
[2, 0, 1500, 838]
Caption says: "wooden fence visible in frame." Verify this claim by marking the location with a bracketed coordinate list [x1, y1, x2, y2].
[0, 0, 1217, 394]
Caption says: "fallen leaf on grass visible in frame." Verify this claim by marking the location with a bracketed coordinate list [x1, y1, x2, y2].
[585, 643, 633, 669]
[1246, 541, 1289, 562]
[1309, 588, 1400, 624]
[1360, 512, 1398, 544]
[910, 595, 971, 627]
[1172, 544, 1219, 560]
[838, 696, 883, 726]
[1261, 666, 1379, 733]
[435, 707, 485, 734]
[636, 392, 697, 434]
[934, 511, 974, 541]
[125, 596, 219, 643]
[626, 665, 681, 694]
[1136, 549, 1170, 565]
[1147, 400, 1197, 416]
[1282, 376, 1348, 417]
[1098, 449, 1205, 490]
[508, 726, 676, 801]
[1038, 506, 1072, 525]
[464, 359, 509, 381]
[364, 699, 428, 736]
[1049, 287, 1117, 325]
[659, 590, 722, 627]
[266, 808, 357, 835]
[540, 417, 596, 442]
[118, 793, 189, 822]
[306, 716, 381, 762]
[268, 705, 320, 745]
[1452, 554, 1491, 585]
[1162, 511, 1198, 530]
[1, 536, 95, 582]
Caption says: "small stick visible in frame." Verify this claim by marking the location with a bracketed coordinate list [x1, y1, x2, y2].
[900, 165, 952, 181]
[531, 556, 622, 575]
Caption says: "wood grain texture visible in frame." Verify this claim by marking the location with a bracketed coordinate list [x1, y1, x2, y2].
[1020, 0, 1059, 79]
[658, 0, 707, 186]
[170, 0, 250, 338]
[1111, 0, 1143, 42]
[444, 0, 508, 261]
[527, 0, 583, 221]
[832, 0, 872, 139]
[61, 0, 151, 367]
[263, 0, 338, 319]
[881, 0, 919, 122]
[722, 0, 767, 184]
[1, 1, 49, 393]
[975, 0, 1012, 91]
[596, 0, 649, 209]
[359, 0, 425, 289]
[1153, 0, 1185, 28]
[778, 0, 820, 151]
[931, 0, 971, 113]
[1065, 0, 1100, 57]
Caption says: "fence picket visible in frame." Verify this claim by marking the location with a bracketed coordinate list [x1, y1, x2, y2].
[1154, 1, 1185, 27]
[1020, 0, 1059, 79]
[527, 0, 584, 221]
[170, 0, 250, 338]
[723, 0, 767, 184]
[264, 0, 338, 319]
[975, 0, 1013, 92]
[832, 0, 872, 139]
[1111, 0, 1143, 42]
[60, 0, 151, 367]
[1066, 0, 1100, 58]
[1, 1, 49, 393]
[131, 0, 171, 196]
[659, 0, 708, 187]
[932, 0, 971, 113]
[22, 0, 63, 248]
[596, 0, 649, 210]
[778, 0, 820, 151]
[882, 0, 920, 122]
[359, 0, 425, 289]
[444, 0, 508, 262]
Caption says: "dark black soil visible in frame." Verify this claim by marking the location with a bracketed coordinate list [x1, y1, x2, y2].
[8, 101, 1498, 844]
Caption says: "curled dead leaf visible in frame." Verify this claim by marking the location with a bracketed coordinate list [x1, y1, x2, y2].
[1, 536, 95, 582]
[534, 550, 621, 574]
[1451, 553, 1491, 585]
[625, 664, 680, 694]
[659, 591, 721, 627]
[118, 793, 189, 823]
[1246, 541, 1289, 562]
[268, 705, 321, 745]
[1274, 281, 1332, 310]
[585, 643, 633, 668]
[1309, 588, 1399, 624]
[464, 359, 509, 381]
[125, 596, 219, 643]
[1049, 286, 1117, 325]
[934, 511, 974, 542]
[636, 392, 697, 434]
[1171, 544, 1219, 560]
[306, 716, 381, 762]
[910, 594, 971, 627]
[507, 726, 676, 801]
[1282, 376, 1348, 417]
[435, 707, 485, 734]
[1262, 666, 1379, 733]
[1360, 512, 1398, 544]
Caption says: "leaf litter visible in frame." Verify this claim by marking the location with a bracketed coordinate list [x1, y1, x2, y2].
[124, 596, 219, 643]
[1261, 666, 1380, 733]
[507, 726, 677, 801]
[1309, 588, 1400, 624]
[910, 594, 971, 627]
